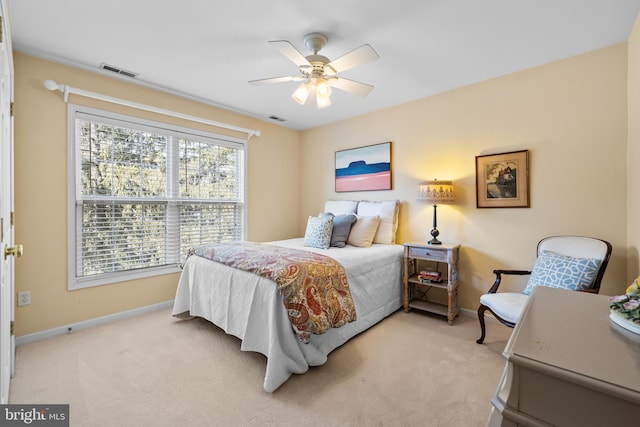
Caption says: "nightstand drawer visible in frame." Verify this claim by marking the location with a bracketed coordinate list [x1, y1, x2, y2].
[408, 246, 447, 261]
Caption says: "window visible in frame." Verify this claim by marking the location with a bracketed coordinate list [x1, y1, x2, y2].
[68, 105, 246, 289]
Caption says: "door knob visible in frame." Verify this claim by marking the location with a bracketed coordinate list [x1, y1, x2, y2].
[4, 244, 23, 259]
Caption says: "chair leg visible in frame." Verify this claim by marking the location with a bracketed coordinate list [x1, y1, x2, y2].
[476, 305, 487, 344]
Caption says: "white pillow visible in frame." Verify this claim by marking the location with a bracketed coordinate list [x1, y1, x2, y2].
[324, 200, 359, 215]
[356, 200, 399, 244]
[347, 215, 381, 247]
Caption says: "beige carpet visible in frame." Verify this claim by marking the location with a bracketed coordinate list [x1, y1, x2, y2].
[9, 308, 511, 427]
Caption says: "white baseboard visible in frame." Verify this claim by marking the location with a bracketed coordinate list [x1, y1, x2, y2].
[16, 300, 174, 346]
[16, 302, 493, 346]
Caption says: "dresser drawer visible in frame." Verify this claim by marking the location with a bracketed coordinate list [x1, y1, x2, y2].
[408, 246, 447, 261]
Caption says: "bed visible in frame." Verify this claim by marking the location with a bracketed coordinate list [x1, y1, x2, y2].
[171, 200, 403, 392]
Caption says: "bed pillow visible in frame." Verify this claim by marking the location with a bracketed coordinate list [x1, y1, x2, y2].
[330, 214, 357, 248]
[347, 215, 381, 248]
[324, 200, 359, 215]
[523, 250, 602, 295]
[303, 213, 334, 249]
[356, 200, 400, 244]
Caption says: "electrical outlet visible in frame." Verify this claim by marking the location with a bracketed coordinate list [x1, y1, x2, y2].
[17, 290, 31, 306]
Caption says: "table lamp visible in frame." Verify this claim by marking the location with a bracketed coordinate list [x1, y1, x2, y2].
[418, 179, 455, 245]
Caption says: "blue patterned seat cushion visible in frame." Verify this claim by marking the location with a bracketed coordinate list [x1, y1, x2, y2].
[523, 250, 602, 295]
[303, 214, 334, 249]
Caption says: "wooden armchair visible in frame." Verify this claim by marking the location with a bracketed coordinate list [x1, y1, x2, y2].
[476, 236, 612, 344]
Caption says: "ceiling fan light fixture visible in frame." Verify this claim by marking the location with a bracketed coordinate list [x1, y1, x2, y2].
[316, 93, 331, 109]
[315, 78, 331, 97]
[316, 96, 331, 109]
[254, 32, 379, 108]
[292, 80, 312, 105]
[315, 78, 332, 109]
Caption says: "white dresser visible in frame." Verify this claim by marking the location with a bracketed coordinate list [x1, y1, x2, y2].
[488, 286, 640, 426]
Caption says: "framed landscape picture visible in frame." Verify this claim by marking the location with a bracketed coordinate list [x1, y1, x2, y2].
[335, 142, 392, 192]
[475, 150, 529, 208]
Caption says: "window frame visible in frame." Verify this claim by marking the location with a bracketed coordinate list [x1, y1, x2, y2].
[67, 104, 247, 290]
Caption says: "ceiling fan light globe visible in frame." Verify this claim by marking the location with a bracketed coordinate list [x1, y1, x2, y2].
[292, 81, 311, 105]
[316, 78, 331, 97]
[316, 93, 331, 109]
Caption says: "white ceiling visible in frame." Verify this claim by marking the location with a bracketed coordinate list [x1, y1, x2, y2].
[8, 0, 640, 131]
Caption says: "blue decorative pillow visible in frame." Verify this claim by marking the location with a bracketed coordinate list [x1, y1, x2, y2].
[329, 213, 357, 248]
[303, 213, 334, 249]
[523, 250, 601, 295]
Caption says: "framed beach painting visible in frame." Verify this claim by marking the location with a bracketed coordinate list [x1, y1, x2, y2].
[335, 142, 392, 192]
[475, 150, 529, 208]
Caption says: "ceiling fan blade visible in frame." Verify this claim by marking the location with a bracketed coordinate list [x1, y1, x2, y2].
[325, 44, 379, 75]
[328, 77, 375, 97]
[269, 40, 311, 67]
[248, 76, 305, 86]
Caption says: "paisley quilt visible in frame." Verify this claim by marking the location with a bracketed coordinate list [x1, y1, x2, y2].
[193, 242, 356, 342]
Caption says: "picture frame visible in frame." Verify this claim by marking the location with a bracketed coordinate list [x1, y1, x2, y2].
[475, 150, 529, 208]
[335, 142, 392, 192]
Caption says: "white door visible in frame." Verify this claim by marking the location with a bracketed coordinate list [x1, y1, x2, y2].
[0, 0, 16, 405]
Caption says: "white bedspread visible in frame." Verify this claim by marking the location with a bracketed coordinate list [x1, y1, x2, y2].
[172, 238, 403, 392]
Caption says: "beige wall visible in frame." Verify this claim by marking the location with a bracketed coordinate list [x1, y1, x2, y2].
[14, 53, 301, 336]
[14, 40, 634, 337]
[301, 44, 629, 312]
[628, 16, 640, 280]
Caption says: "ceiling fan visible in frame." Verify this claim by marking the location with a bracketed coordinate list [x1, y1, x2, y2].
[248, 32, 379, 109]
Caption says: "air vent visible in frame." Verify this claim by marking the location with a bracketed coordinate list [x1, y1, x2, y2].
[269, 115, 285, 122]
[100, 63, 138, 78]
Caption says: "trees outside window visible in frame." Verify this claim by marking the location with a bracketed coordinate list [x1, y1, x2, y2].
[70, 107, 246, 289]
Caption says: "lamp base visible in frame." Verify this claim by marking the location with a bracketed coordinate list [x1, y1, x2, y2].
[428, 228, 442, 245]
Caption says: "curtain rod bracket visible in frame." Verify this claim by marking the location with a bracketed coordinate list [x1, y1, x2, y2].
[43, 79, 261, 139]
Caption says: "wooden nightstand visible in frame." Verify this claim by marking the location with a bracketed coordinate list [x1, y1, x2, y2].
[403, 242, 460, 325]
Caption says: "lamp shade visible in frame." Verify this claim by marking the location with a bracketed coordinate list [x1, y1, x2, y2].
[418, 180, 455, 204]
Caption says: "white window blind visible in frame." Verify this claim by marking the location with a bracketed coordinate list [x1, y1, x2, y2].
[68, 106, 246, 289]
